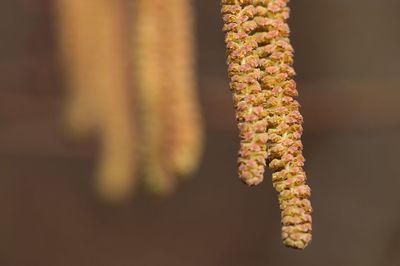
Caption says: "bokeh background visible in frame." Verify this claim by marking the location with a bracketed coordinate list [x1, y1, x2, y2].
[1, 0, 400, 265]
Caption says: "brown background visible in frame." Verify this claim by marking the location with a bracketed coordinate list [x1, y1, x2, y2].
[1, 0, 400, 265]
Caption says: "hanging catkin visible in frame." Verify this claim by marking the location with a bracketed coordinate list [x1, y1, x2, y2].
[162, 0, 204, 177]
[135, 0, 176, 194]
[56, 0, 99, 137]
[92, 0, 136, 202]
[57, 0, 137, 202]
[221, 0, 312, 249]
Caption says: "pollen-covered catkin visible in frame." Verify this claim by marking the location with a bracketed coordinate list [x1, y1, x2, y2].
[221, 0, 312, 249]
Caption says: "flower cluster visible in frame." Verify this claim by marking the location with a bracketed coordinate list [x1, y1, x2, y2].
[221, 0, 312, 249]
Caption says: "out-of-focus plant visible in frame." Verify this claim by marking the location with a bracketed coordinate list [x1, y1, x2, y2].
[221, 0, 312, 249]
[56, 0, 137, 203]
[56, 0, 203, 202]
[135, 0, 203, 195]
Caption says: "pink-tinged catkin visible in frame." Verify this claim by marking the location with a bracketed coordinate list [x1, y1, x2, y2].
[221, 0, 312, 249]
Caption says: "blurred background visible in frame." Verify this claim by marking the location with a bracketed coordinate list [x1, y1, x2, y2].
[1, 0, 400, 265]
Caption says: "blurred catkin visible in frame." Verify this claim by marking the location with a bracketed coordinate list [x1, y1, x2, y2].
[57, 0, 203, 200]
[135, 0, 176, 194]
[57, 0, 137, 202]
[56, 1, 99, 137]
[221, 0, 312, 249]
[134, 0, 203, 194]
[162, 0, 204, 177]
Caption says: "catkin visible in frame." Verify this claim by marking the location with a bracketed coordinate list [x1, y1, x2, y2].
[57, 0, 137, 202]
[135, 0, 176, 194]
[92, 0, 136, 202]
[221, 0, 312, 249]
[56, 1, 99, 137]
[162, 0, 204, 177]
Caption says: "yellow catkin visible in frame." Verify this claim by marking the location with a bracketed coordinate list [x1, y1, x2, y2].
[221, 0, 312, 249]
[56, 0, 99, 137]
[135, 0, 176, 194]
[162, 0, 204, 177]
[57, 0, 137, 202]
